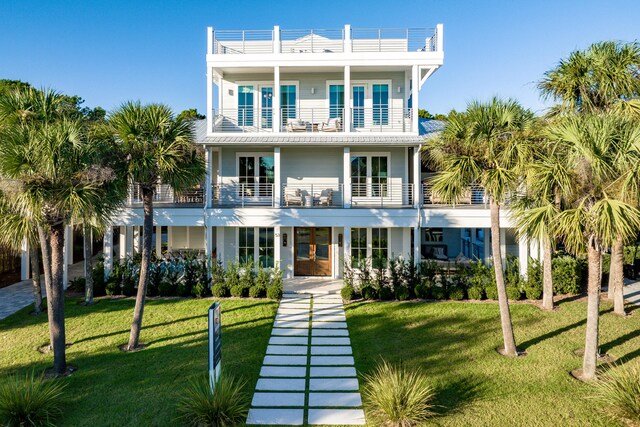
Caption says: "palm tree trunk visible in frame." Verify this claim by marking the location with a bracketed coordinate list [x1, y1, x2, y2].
[542, 237, 554, 310]
[49, 222, 67, 375]
[83, 223, 94, 305]
[29, 245, 43, 315]
[610, 236, 625, 315]
[582, 241, 601, 380]
[37, 225, 55, 352]
[490, 198, 518, 356]
[127, 187, 153, 350]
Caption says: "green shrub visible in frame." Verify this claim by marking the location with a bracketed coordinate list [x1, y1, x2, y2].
[448, 286, 465, 301]
[379, 286, 394, 301]
[177, 281, 192, 298]
[505, 256, 523, 289]
[122, 276, 136, 297]
[553, 256, 583, 295]
[230, 285, 245, 298]
[211, 283, 229, 298]
[105, 278, 120, 296]
[239, 261, 255, 290]
[255, 266, 270, 289]
[431, 286, 447, 300]
[524, 284, 543, 300]
[0, 372, 67, 427]
[414, 282, 430, 299]
[68, 276, 86, 293]
[176, 374, 250, 427]
[248, 285, 266, 298]
[362, 360, 435, 427]
[506, 286, 522, 301]
[266, 284, 282, 300]
[225, 262, 240, 289]
[591, 362, 640, 426]
[395, 285, 410, 301]
[192, 281, 209, 299]
[159, 278, 174, 297]
[485, 284, 499, 300]
[92, 258, 106, 296]
[467, 286, 484, 300]
[341, 285, 355, 301]
[361, 285, 378, 300]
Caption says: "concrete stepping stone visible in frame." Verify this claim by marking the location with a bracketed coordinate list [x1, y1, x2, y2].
[310, 366, 357, 377]
[311, 302, 342, 307]
[271, 328, 309, 337]
[311, 337, 351, 346]
[269, 336, 309, 345]
[260, 366, 307, 377]
[312, 308, 344, 315]
[267, 345, 308, 355]
[256, 378, 306, 391]
[310, 355, 355, 365]
[308, 392, 362, 407]
[277, 308, 311, 314]
[276, 313, 310, 321]
[283, 293, 311, 298]
[312, 321, 348, 329]
[312, 315, 347, 322]
[308, 409, 366, 425]
[311, 346, 352, 355]
[309, 378, 360, 391]
[263, 355, 308, 366]
[252, 392, 305, 407]
[246, 408, 304, 425]
[274, 320, 310, 328]
[312, 329, 349, 337]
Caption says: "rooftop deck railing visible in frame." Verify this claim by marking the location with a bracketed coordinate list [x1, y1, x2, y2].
[209, 26, 441, 55]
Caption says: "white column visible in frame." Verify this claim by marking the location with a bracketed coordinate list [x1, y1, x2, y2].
[216, 226, 225, 266]
[413, 146, 421, 207]
[205, 146, 213, 208]
[411, 65, 419, 134]
[500, 228, 507, 269]
[207, 26, 213, 54]
[206, 66, 213, 134]
[343, 65, 351, 132]
[133, 227, 140, 254]
[484, 228, 491, 263]
[530, 238, 540, 262]
[404, 69, 411, 111]
[167, 226, 173, 252]
[413, 227, 421, 263]
[274, 226, 282, 271]
[119, 226, 126, 260]
[155, 226, 162, 257]
[205, 226, 214, 259]
[274, 66, 281, 132]
[20, 238, 29, 280]
[331, 228, 340, 278]
[343, 147, 351, 208]
[103, 227, 113, 281]
[217, 147, 223, 186]
[273, 25, 281, 54]
[436, 23, 444, 52]
[401, 228, 411, 259]
[343, 226, 351, 270]
[274, 147, 281, 207]
[344, 24, 351, 53]
[125, 226, 134, 258]
[518, 236, 529, 278]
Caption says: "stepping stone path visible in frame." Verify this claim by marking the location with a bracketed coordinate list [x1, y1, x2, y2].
[247, 293, 366, 426]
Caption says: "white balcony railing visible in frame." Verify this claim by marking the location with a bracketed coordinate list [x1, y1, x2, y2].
[128, 184, 205, 206]
[212, 183, 275, 207]
[210, 26, 440, 55]
[350, 183, 415, 208]
[281, 183, 343, 207]
[422, 183, 487, 207]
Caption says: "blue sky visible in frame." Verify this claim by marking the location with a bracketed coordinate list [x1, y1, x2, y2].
[1, 0, 639, 116]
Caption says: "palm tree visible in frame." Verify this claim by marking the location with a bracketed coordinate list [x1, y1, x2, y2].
[540, 41, 640, 308]
[0, 87, 126, 375]
[109, 102, 206, 351]
[546, 113, 640, 380]
[423, 98, 535, 357]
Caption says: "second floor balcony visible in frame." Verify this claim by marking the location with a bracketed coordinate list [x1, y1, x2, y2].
[212, 107, 413, 134]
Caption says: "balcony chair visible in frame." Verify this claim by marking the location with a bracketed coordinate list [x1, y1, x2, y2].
[284, 187, 303, 206]
[314, 188, 333, 206]
[286, 119, 308, 132]
[319, 117, 342, 132]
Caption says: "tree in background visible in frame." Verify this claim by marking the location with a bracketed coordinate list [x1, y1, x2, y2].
[177, 108, 206, 122]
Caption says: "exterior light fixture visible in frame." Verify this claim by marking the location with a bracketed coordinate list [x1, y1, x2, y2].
[397, 86, 401, 93]
[338, 234, 343, 247]
[311, 87, 315, 94]
[283, 233, 288, 247]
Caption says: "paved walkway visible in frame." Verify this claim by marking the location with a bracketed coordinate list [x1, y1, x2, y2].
[624, 279, 640, 306]
[247, 293, 365, 426]
[0, 259, 89, 320]
[284, 278, 343, 295]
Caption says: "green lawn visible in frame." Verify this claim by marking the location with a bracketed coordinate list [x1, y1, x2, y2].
[346, 298, 640, 427]
[0, 297, 277, 426]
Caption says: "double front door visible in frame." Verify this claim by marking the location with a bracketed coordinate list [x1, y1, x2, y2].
[294, 227, 331, 276]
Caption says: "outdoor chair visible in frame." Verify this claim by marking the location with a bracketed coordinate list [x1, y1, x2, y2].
[314, 188, 333, 206]
[319, 117, 342, 132]
[286, 119, 308, 132]
[284, 187, 303, 206]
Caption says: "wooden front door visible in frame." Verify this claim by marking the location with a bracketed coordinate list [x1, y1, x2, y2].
[294, 227, 332, 276]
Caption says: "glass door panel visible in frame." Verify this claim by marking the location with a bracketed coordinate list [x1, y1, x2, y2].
[281, 85, 297, 126]
[260, 87, 273, 129]
[352, 85, 365, 129]
[351, 156, 367, 197]
[373, 84, 389, 126]
[238, 85, 254, 127]
[329, 85, 344, 119]
[313, 228, 332, 276]
[238, 156, 255, 196]
[371, 156, 388, 197]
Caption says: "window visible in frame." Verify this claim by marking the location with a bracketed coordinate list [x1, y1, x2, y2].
[350, 228, 367, 268]
[238, 227, 275, 267]
[281, 85, 296, 124]
[371, 156, 388, 197]
[351, 154, 389, 198]
[261, 87, 273, 129]
[351, 156, 367, 197]
[238, 155, 274, 197]
[238, 227, 254, 264]
[372, 228, 388, 268]
[238, 85, 254, 126]
[329, 84, 344, 119]
[259, 227, 274, 268]
[352, 86, 365, 128]
[373, 84, 389, 126]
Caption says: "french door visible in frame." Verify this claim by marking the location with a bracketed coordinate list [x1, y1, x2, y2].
[351, 155, 389, 198]
[260, 86, 273, 130]
[238, 155, 274, 198]
[294, 227, 332, 276]
[352, 85, 365, 129]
